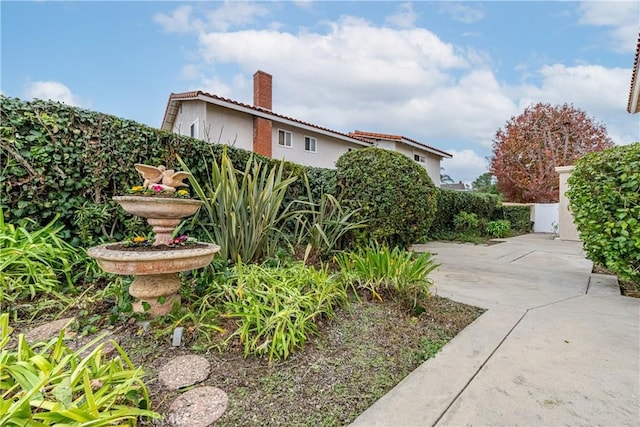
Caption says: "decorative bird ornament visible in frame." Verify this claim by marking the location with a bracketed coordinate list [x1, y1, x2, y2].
[134, 164, 190, 192]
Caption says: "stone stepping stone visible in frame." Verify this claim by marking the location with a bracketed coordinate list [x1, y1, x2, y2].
[24, 317, 76, 343]
[158, 355, 211, 390]
[166, 386, 228, 427]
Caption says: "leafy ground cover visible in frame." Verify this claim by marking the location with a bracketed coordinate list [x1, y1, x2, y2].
[10, 293, 482, 426]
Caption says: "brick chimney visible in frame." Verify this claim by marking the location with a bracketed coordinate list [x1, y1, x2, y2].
[252, 70, 273, 157]
[253, 70, 272, 110]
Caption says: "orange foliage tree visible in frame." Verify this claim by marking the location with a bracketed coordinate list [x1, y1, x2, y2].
[490, 103, 613, 203]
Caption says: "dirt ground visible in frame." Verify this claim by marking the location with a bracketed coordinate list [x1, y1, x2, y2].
[119, 295, 484, 426]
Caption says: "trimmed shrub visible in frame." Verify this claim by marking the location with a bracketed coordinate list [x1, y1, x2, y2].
[498, 205, 532, 233]
[335, 147, 437, 248]
[567, 143, 640, 285]
[0, 96, 329, 246]
[453, 212, 480, 234]
[428, 189, 500, 238]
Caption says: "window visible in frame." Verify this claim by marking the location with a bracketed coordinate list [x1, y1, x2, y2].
[414, 153, 425, 163]
[304, 136, 317, 153]
[190, 119, 199, 138]
[278, 129, 292, 147]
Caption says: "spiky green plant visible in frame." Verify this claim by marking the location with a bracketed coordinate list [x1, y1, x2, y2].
[335, 243, 439, 308]
[291, 175, 366, 263]
[179, 148, 297, 263]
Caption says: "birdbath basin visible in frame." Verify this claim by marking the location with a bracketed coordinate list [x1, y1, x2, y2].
[113, 196, 203, 246]
[88, 243, 219, 316]
[87, 163, 219, 317]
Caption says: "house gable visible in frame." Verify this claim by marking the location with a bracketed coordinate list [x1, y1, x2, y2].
[161, 71, 452, 174]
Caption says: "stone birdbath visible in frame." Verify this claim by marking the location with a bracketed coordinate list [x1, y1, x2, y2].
[88, 164, 220, 317]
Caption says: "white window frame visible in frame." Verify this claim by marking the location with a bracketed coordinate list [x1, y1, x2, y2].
[414, 153, 425, 163]
[190, 118, 199, 138]
[277, 129, 292, 148]
[304, 136, 317, 153]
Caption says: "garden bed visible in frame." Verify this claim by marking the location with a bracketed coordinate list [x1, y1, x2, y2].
[11, 294, 483, 426]
[126, 295, 483, 426]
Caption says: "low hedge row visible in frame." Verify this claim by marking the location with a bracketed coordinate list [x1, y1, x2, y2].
[427, 190, 531, 238]
[1, 95, 534, 249]
[428, 189, 499, 238]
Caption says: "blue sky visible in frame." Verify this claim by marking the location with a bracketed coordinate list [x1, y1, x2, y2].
[2, 1, 639, 183]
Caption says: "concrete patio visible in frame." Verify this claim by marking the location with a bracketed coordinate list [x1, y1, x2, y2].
[352, 233, 640, 426]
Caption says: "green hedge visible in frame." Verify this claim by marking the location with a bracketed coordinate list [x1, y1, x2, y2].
[335, 147, 437, 248]
[0, 96, 331, 246]
[428, 189, 501, 238]
[498, 205, 532, 233]
[567, 143, 640, 285]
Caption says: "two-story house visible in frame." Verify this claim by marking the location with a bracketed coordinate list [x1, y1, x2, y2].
[161, 70, 452, 185]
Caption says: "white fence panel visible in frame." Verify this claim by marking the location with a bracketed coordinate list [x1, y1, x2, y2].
[532, 203, 559, 233]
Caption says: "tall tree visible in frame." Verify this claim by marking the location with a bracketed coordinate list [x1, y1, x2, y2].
[490, 103, 613, 203]
[471, 172, 498, 194]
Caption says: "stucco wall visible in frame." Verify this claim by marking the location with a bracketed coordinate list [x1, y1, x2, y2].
[204, 104, 253, 151]
[172, 100, 206, 139]
[555, 166, 580, 241]
[171, 101, 445, 175]
[272, 123, 360, 168]
[424, 155, 441, 187]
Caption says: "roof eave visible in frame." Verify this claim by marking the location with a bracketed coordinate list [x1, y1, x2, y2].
[400, 138, 453, 159]
[627, 33, 640, 114]
[628, 77, 640, 114]
[161, 92, 371, 147]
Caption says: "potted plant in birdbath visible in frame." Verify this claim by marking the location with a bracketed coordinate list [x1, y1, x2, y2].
[87, 163, 220, 317]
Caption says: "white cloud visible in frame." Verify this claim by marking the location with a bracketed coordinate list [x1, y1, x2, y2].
[154, 5, 198, 33]
[293, 1, 314, 10]
[578, 1, 640, 53]
[521, 64, 629, 109]
[514, 64, 634, 144]
[385, 2, 419, 29]
[154, 1, 269, 34]
[439, 2, 485, 24]
[157, 6, 637, 160]
[441, 149, 490, 184]
[203, 1, 270, 32]
[23, 81, 81, 106]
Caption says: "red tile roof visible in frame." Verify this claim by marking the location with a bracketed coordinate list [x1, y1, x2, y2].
[627, 32, 640, 113]
[350, 130, 452, 158]
[161, 90, 371, 145]
[161, 92, 452, 158]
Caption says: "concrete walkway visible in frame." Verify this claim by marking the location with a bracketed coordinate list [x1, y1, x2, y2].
[352, 234, 640, 426]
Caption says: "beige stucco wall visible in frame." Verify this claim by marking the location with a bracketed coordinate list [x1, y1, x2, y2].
[172, 100, 206, 139]
[203, 104, 254, 151]
[424, 155, 441, 187]
[272, 123, 361, 168]
[555, 165, 580, 241]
